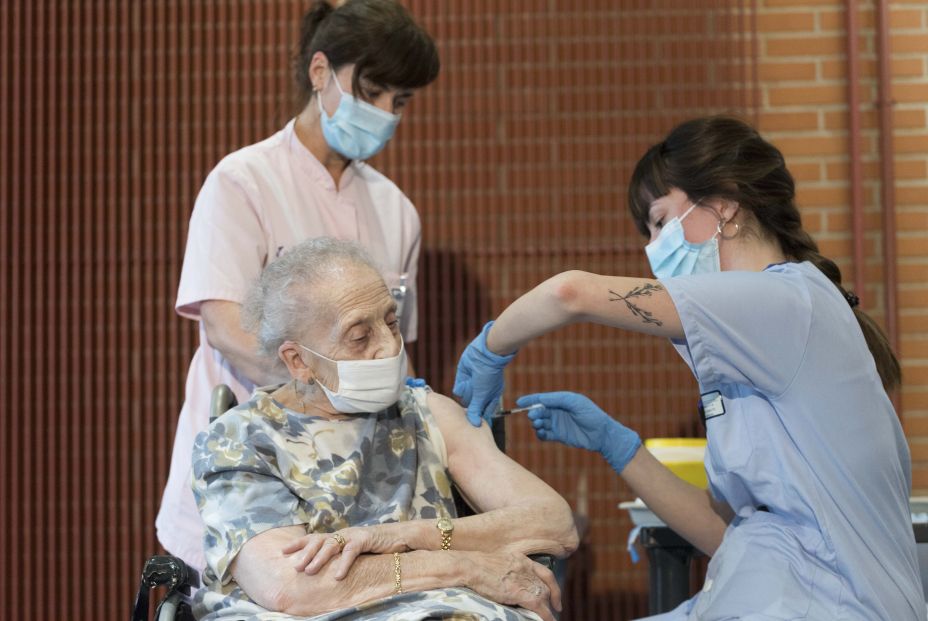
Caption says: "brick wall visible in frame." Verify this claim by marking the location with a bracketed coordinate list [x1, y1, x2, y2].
[755, 1, 928, 490]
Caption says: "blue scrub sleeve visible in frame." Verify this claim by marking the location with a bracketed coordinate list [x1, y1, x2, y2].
[661, 269, 813, 397]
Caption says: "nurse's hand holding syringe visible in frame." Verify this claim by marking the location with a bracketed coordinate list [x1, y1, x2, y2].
[515, 391, 642, 473]
[517, 390, 726, 554]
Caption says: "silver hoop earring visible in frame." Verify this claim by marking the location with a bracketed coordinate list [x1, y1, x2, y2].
[717, 219, 740, 240]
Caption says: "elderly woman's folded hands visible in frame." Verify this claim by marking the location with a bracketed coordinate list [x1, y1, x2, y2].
[282, 525, 398, 578]
[280, 527, 562, 621]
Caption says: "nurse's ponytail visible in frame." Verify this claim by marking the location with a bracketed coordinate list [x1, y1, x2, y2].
[774, 219, 901, 393]
[628, 116, 901, 392]
[293, 1, 335, 103]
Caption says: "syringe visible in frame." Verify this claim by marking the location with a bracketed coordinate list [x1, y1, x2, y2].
[493, 403, 544, 418]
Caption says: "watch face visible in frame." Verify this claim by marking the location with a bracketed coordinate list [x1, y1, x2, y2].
[437, 517, 453, 532]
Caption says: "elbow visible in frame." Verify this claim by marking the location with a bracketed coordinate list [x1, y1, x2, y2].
[258, 572, 336, 618]
[545, 496, 580, 557]
[268, 587, 296, 616]
[558, 502, 580, 556]
[200, 312, 226, 353]
[199, 309, 222, 351]
[263, 570, 302, 615]
[560, 521, 580, 557]
[270, 584, 326, 618]
[546, 270, 589, 321]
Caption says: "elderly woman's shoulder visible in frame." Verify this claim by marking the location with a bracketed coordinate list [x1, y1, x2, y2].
[191, 391, 291, 476]
[201, 389, 288, 442]
[398, 385, 457, 416]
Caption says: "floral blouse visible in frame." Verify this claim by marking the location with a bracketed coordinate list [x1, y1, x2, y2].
[191, 386, 540, 621]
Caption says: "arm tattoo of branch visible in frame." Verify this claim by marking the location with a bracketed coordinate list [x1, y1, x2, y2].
[609, 283, 665, 326]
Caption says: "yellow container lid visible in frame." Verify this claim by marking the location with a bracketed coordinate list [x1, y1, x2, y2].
[645, 437, 707, 449]
[644, 438, 708, 489]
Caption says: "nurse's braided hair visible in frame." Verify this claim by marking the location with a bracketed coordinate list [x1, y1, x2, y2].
[292, 0, 440, 108]
[627, 116, 901, 392]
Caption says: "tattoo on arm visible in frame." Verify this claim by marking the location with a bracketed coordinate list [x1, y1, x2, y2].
[609, 283, 665, 326]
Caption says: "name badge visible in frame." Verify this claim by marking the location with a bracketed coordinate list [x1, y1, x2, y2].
[390, 273, 408, 321]
[700, 390, 725, 420]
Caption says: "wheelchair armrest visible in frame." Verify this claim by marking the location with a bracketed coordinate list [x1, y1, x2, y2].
[132, 555, 200, 621]
[141, 555, 200, 591]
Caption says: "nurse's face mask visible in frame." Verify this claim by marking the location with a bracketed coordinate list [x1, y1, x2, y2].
[645, 202, 722, 279]
[318, 68, 400, 161]
[299, 341, 408, 414]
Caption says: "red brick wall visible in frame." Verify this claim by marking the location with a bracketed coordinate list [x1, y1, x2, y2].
[755, 0, 928, 490]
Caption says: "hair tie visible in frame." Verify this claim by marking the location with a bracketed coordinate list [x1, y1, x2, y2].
[843, 290, 860, 308]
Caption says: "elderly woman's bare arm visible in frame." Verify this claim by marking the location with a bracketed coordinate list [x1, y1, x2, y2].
[284, 392, 578, 570]
[425, 391, 579, 557]
[233, 525, 562, 620]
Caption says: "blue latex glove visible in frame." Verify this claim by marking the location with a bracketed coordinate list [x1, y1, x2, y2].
[452, 321, 517, 427]
[519, 391, 642, 474]
[405, 376, 427, 389]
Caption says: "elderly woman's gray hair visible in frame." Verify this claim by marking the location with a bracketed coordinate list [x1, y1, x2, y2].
[241, 237, 381, 359]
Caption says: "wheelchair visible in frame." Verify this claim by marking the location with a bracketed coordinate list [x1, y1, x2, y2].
[132, 384, 560, 621]
[131, 385, 237, 621]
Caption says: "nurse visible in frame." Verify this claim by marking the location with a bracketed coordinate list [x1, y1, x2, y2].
[454, 116, 924, 619]
[156, 0, 439, 571]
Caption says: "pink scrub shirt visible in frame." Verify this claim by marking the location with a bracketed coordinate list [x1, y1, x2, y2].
[156, 119, 421, 570]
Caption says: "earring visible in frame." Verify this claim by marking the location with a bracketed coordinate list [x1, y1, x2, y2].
[717, 219, 740, 240]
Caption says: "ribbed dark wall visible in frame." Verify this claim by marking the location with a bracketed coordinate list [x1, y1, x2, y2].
[0, 2, 756, 619]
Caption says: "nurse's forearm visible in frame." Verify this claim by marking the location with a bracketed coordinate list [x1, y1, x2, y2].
[486, 271, 684, 355]
[200, 300, 286, 386]
[620, 448, 727, 555]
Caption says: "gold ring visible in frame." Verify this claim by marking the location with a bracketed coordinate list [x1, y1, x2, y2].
[331, 532, 347, 551]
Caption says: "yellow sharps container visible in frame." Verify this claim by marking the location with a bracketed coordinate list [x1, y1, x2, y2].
[644, 438, 708, 489]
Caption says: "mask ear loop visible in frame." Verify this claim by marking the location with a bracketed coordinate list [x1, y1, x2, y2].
[679, 202, 699, 222]
[316, 64, 343, 116]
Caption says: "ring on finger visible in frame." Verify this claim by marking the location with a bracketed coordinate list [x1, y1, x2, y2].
[330, 532, 347, 552]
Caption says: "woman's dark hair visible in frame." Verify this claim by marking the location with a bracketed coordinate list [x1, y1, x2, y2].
[628, 116, 901, 392]
[293, 0, 440, 107]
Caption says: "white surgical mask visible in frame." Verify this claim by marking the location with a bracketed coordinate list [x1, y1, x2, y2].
[645, 203, 721, 279]
[318, 69, 400, 161]
[300, 342, 407, 414]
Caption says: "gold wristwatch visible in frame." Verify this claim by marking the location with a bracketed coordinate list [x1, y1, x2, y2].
[436, 516, 454, 550]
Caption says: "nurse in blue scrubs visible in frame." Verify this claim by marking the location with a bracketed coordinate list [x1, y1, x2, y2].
[453, 116, 925, 620]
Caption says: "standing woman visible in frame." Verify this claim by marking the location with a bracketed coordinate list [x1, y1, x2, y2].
[454, 117, 924, 619]
[157, 0, 439, 571]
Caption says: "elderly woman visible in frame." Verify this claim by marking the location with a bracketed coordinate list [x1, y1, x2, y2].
[191, 238, 578, 621]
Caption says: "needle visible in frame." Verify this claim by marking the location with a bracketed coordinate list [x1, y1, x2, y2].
[493, 403, 544, 418]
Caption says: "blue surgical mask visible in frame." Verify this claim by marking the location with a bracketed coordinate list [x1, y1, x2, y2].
[318, 70, 400, 161]
[645, 203, 721, 279]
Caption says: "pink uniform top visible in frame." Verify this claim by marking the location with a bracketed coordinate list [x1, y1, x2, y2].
[156, 119, 421, 570]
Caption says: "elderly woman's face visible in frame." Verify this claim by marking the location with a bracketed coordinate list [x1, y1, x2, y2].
[305, 263, 402, 364]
